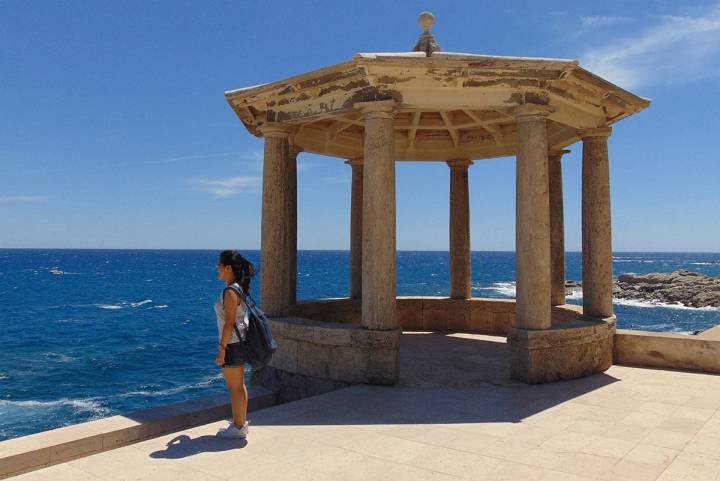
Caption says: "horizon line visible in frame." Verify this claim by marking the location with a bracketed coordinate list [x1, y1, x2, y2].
[1, 247, 719, 255]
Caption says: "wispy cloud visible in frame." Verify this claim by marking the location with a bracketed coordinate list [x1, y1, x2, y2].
[581, 5, 720, 89]
[191, 176, 260, 198]
[145, 152, 246, 165]
[0, 195, 46, 203]
[580, 15, 633, 27]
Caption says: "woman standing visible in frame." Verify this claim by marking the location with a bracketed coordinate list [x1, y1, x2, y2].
[214, 250, 256, 439]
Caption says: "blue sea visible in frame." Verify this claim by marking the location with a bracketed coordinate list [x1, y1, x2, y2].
[1, 249, 719, 441]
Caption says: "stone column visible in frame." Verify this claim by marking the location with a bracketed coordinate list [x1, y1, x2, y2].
[581, 128, 614, 318]
[514, 105, 552, 330]
[549, 149, 570, 306]
[260, 123, 292, 317]
[355, 100, 397, 331]
[447, 159, 473, 299]
[287, 145, 300, 305]
[346, 158, 363, 299]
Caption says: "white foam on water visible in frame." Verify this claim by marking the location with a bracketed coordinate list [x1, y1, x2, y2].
[690, 262, 718, 266]
[149, 304, 168, 309]
[116, 374, 223, 398]
[613, 298, 720, 311]
[0, 398, 109, 416]
[43, 352, 76, 363]
[473, 281, 517, 297]
[96, 304, 123, 310]
[130, 300, 153, 308]
[0, 373, 8, 380]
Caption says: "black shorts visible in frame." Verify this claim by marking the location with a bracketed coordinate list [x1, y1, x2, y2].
[222, 342, 248, 368]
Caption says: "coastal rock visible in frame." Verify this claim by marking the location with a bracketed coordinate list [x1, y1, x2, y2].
[614, 270, 720, 308]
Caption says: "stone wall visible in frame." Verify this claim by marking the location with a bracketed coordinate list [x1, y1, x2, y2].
[614, 329, 720, 374]
[252, 316, 400, 402]
[290, 296, 584, 336]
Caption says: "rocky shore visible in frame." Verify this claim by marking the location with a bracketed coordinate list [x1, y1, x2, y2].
[566, 270, 720, 308]
[613, 270, 720, 308]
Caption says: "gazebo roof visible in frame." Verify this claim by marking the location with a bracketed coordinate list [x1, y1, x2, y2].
[225, 15, 649, 161]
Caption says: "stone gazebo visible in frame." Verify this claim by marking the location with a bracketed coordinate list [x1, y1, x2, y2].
[225, 13, 649, 393]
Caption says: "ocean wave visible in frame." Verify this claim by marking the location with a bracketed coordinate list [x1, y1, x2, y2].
[94, 299, 156, 310]
[96, 304, 123, 310]
[43, 352, 76, 363]
[613, 298, 720, 311]
[0, 398, 109, 416]
[473, 281, 516, 297]
[0, 373, 8, 380]
[115, 374, 223, 399]
[149, 304, 168, 309]
[690, 262, 718, 266]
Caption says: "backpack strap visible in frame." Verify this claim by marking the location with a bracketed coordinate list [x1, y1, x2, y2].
[222, 284, 245, 307]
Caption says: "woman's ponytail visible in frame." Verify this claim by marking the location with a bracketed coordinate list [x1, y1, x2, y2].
[219, 250, 257, 294]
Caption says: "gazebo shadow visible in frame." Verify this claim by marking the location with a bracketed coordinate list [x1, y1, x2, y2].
[248, 332, 620, 428]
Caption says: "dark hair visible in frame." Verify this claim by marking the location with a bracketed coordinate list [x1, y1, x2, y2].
[219, 250, 257, 294]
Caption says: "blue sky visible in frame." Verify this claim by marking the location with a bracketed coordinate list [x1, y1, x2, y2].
[1, 0, 719, 252]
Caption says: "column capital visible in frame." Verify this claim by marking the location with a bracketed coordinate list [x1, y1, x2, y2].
[260, 122, 292, 138]
[446, 159, 473, 170]
[354, 100, 397, 120]
[513, 104, 555, 122]
[345, 157, 364, 167]
[288, 143, 303, 157]
[579, 127, 612, 140]
[548, 149, 571, 159]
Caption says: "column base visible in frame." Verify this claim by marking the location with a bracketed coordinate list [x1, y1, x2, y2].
[256, 317, 400, 401]
[508, 317, 615, 384]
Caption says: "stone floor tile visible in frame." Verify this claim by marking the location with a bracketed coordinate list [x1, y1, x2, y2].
[553, 452, 616, 477]
[486, 460, 553, 480]
[381, 424, 466, 447]
[581, 436, 637, 458]
[408, 446, 503, 479]
[539, 470, 599, 481]
[619, 411, 668, 429]
[12, 463, 103, 480]
[674, 407, 717, 422]
[598, 459, 666, 481]
[655, 457, 720, 481]
[657, 417, 707, 436]
[624, 443, 680, 467]
[601, 423, 652, 443]
[637, 402, 682, 417]
[518, 447, 566, 470]
[541, 431, 598, 453]
[683, 435, 720, 459]
[643, 429, 696, 451]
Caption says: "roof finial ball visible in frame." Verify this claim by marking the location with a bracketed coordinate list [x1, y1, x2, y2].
[412, 11, 441, 57]
[418, 11, 435, 32]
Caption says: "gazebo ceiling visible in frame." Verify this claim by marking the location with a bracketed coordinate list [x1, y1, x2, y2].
[225, 26, 649, 161]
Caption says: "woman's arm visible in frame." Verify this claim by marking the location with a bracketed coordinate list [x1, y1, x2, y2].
[219, 289, 244, 349]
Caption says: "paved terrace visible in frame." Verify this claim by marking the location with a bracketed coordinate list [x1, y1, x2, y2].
[13, 332, 720, 481]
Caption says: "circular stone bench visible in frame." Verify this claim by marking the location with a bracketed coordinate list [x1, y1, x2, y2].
[254, 297, 614, 398]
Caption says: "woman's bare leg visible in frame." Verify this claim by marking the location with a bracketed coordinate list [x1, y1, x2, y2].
[222, 366, 248, 428]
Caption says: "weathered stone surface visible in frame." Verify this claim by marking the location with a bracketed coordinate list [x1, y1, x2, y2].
[615, 329, 720, 374]
[447, 159, 472, 299]
[548, 149, 569, 306]
[259, 123, 292, 317]
[581, 128, 614, 318]
[514, 105, 552, 330]
[508, 317, 615, 383]
[614, 269, 720, 308]
[359, 101, 397, 332]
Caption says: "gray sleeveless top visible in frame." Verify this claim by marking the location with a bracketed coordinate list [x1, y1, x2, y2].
[213, 282, 248, 344]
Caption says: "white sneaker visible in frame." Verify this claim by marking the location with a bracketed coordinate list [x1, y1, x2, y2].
[216, 420, 249, 439]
